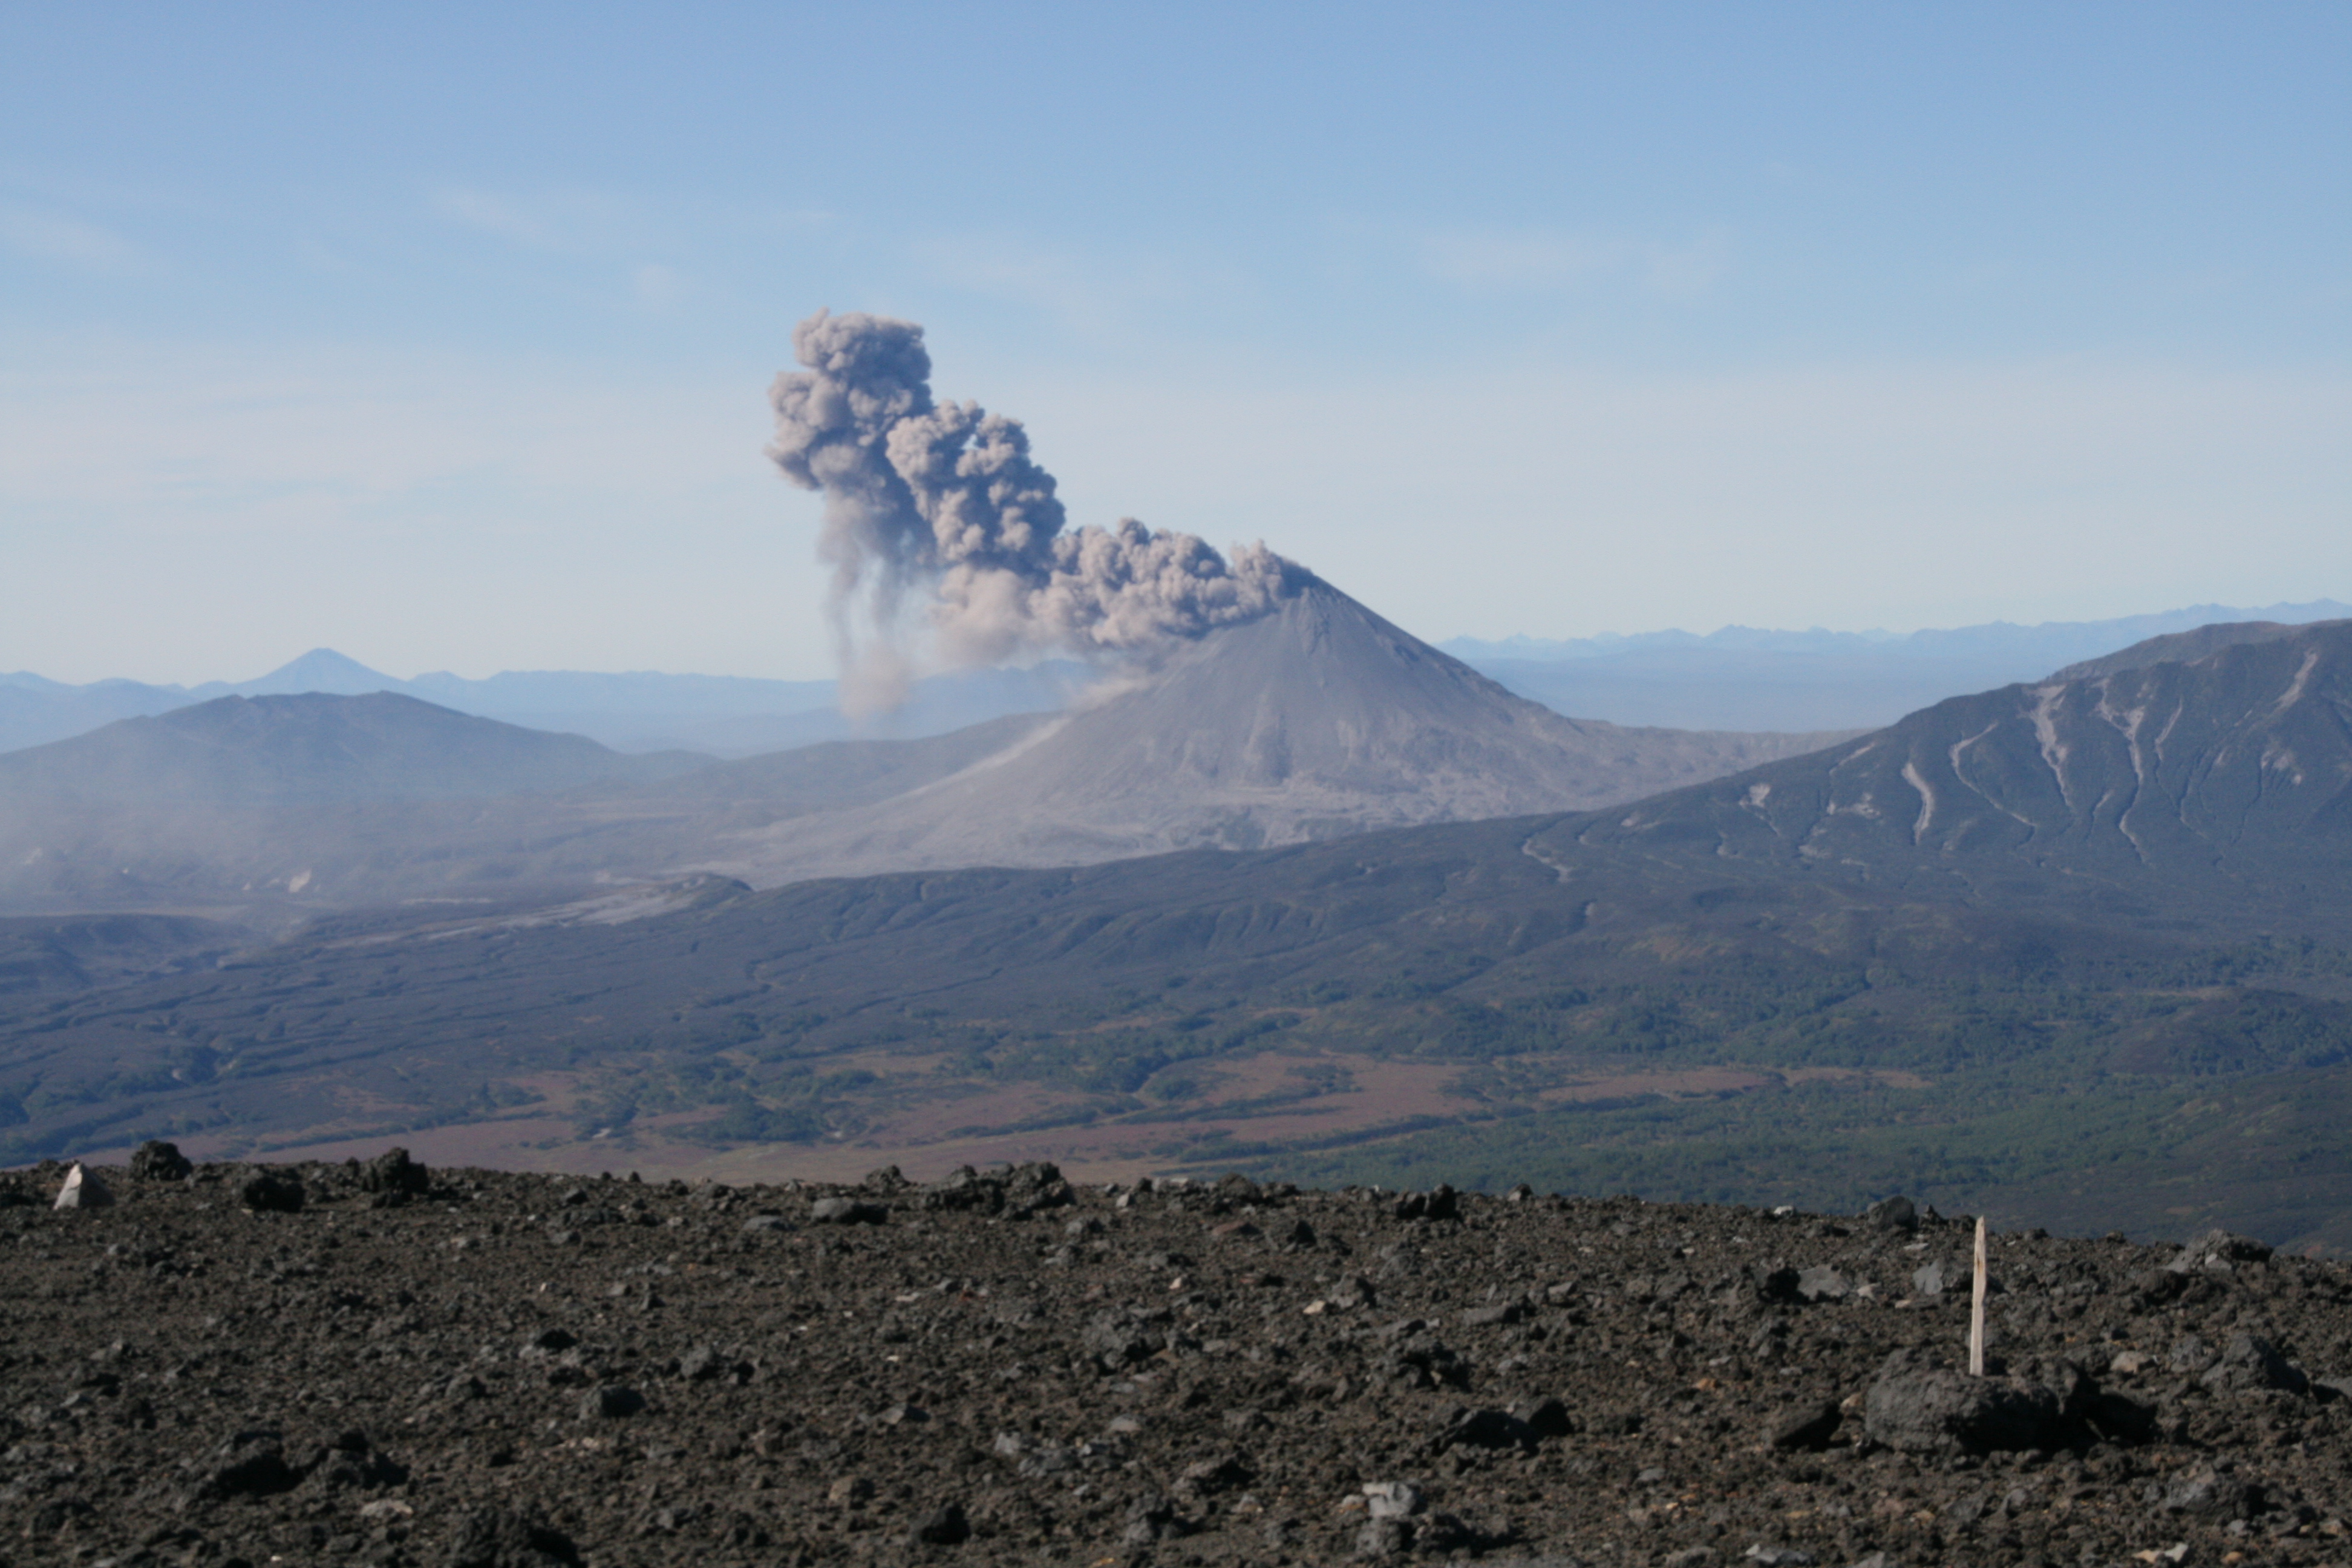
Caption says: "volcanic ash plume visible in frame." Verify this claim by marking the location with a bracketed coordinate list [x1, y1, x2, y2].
[768, 309, 1302, 705]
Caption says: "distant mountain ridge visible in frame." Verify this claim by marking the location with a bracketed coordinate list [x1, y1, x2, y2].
[1442, 599, 2352, 664]
[10, 598, 2344, 757]
[0, 650, 1080, 759]
[1442, 598, 2352, 733]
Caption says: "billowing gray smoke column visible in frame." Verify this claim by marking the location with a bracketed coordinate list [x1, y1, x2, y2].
[768, 309, 1302, 707]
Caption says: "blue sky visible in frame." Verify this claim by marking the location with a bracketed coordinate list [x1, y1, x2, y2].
[2, 2, 2345, 683]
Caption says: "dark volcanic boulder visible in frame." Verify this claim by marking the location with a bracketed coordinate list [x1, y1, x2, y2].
[1863, 1195, 1919, 1232]
[2158, 1463, 2258, 1519]
[239, 1169, 305, 1214]
[910, 1501, 971, 1545]
[2201, 1332, 2309, 1396]
[581, 1385, 646, 1419]
[1378, 1331, 1470, 1391]
[1769, 1400, 1843, 1451]
[918, 1165, 1002, 1212]
[912, 1160, 1071, 1217]
[1513, 1396, 1574, 1438]
[1436, 1406, 1535, 1451]
[445, 1507, 583, 1567]
[2169, 1229, 2274, 1275]
[1740, 1264, 1805, 1305]
[1083, 1307, 1171, 1367]
[194, 1429, 302, 1499]
[2086, 1389, 2161, 1445]
[310, 1429, 409, 1490]
[1863, 1348, 2081, 1453]
[358, 1146, 430, 1198]
[1393, 1184, 1461, 1222]
[1795, 1265, 1849, 1302]
[1004, 1158, 1074, 1214]
[129, 1140, 193, 1181]
[1122, 1492, 1184, 1544]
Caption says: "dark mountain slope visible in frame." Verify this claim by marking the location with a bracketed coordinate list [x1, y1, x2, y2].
[1553, 619, 2352, 924]
[12, 625, 2352, 1243]
[10, 805, 2352, 1240]
[0, 913, 250, 998]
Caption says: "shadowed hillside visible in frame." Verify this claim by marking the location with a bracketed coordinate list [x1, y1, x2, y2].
[1564, 619, 2352, 916]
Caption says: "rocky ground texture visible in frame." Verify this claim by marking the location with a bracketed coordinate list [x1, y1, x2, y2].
[6, 1151, 2352, 1568]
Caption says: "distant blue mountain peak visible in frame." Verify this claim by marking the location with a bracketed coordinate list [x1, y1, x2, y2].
[234, 648, 403, 697]
[1441, 599, 2352, 665]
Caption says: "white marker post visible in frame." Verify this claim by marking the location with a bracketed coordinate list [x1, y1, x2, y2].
[1968, 1215, 1988, 1377]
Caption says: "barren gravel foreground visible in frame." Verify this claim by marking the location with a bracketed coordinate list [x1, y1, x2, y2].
[7, 1151, 2352, 1568]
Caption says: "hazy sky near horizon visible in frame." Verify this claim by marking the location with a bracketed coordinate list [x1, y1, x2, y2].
[2, 4, 2346, 684]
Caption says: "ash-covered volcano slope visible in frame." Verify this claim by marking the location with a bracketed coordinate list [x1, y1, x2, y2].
[10, 1154, 2352, 1568]
[710, 575, 1851, 882]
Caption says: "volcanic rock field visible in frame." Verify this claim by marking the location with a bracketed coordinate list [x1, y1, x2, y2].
[7, 1150, 2352, 1568]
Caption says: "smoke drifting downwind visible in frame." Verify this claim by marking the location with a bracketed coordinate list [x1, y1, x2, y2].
[768, 309, 1302, 710]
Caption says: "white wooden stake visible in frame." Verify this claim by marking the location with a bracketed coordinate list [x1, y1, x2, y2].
[1968, 1215, 1988, 1377]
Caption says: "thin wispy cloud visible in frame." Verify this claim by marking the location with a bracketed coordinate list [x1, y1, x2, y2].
[1417, 230, 1625, 289]
[1639, 230, 1729, 298]
[732, 203, 846, 238]
[425, 187, 703, 318]
[428, 186, 636, 252]
[910, 232, 1243, 339]
[0, 203, 150, 276]
[1416, 226, 1729, 298]
[631, 262, 685, 311]
[0, 332, 766, 524]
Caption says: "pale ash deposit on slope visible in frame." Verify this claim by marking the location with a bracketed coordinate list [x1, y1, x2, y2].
[701, 578, 1851, 885]
[767, 310, 1301, 707]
